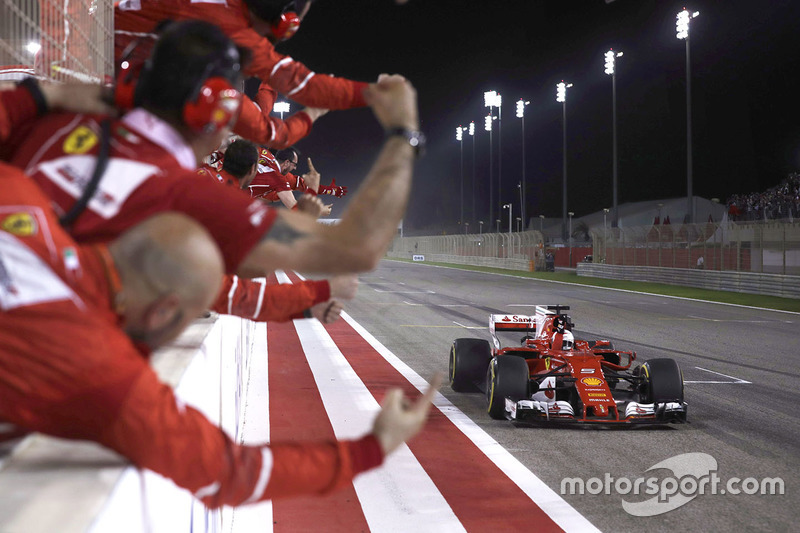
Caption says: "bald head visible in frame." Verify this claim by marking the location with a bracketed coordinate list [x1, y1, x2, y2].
[109, 213, 224, 349]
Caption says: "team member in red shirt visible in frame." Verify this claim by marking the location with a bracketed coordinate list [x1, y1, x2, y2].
[250, 147, 344, 218]
[115, 0, 364, 148]
[2, 20, 424, 280]
[197, 138, 260, 189]
[193, 137, 354, 322]
[0, 164, 439, 508]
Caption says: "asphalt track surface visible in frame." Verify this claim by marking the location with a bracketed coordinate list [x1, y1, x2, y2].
[344, 259, 799, 532]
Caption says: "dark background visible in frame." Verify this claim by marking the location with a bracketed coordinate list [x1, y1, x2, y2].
[269, 0, 800, 233]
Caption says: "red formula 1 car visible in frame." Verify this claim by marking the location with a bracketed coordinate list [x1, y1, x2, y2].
[448, 305, 687, 425]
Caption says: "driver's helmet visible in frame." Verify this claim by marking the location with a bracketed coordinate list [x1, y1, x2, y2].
[561, 330, 575, 350]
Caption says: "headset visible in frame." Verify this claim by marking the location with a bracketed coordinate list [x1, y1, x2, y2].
[271, 8, 301, 41]
[114, 25, 243, 134]
[181, 69, 243, 134]
[63, 23, 242, 227]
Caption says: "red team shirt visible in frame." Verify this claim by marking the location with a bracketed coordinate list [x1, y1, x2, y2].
[0, 87, 276, 274]
[249, 147, 313, 201]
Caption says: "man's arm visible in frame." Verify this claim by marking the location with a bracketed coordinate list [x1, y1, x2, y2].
[101, 347, 441, 508]
[233, 82, 328, 149]
[210, 273, 356, 322]
[228, 27, 369, 110]
[237, 76, 418, 277]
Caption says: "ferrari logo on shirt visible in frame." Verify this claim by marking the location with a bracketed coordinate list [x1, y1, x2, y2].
[63, 126, 98, 154]
[1, 213, 37, 236]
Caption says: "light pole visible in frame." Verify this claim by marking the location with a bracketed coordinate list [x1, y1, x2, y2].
[464, 222, 469, 235]
[603, 208, 609, 263]
[516, 217, 522, 232]
[604, 49, 623, 227]
[484, 91, 498, 224]
[516, 99, 530, 227]
[517, 182, 523, 230]
[568, 211, 574, 267]
[677, 8, 700, 224]
[496, 219, 501, 233]
[539, 214, 545, 235]
[496, 93, 503, 218]
[503, 203, 512, 236]
[469, 121, 476, 223]
[456, 125, 465, 226]
[479, 220, 483, 235]
[556, 81, 573, 241]
[273, 101, 290, 120]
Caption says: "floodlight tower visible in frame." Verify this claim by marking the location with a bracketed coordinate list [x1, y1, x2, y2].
[456, 125, 465, 225]
[604, 49, 623, 227]
[273, 101, 290, 120]
[516, 99, 530, 229]
[556, 81, 573, 241]
[484, 112, 493, 224]
[677, 8, 700, 223]
[468, 121, 476, 222]
[484, 90, 499, 223]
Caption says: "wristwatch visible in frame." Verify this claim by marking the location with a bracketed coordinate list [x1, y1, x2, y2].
[386, 127, 426, 158]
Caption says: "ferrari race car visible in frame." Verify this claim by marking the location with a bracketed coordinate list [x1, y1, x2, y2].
[448, 305, 687, 425]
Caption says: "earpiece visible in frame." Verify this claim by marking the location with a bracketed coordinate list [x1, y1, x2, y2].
[270, 10, 300, 41]
[182, 77, 243, 134]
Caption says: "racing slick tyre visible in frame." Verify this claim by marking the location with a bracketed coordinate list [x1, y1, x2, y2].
[449, 338, 492, 392]
[486, 355, 529, 420]
[639, 358, 684, 403]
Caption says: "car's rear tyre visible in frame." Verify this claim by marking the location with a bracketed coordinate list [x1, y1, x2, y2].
[639, 358, 684, 403]
[486, 355, 529, 419]
[449, 338, 492, 392]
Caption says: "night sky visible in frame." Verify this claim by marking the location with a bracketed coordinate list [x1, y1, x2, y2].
[272, 0, 800, 233]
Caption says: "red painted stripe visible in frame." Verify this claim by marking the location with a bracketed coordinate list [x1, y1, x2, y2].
[323, 318, 564, 532]
[266, 317, 370, 532]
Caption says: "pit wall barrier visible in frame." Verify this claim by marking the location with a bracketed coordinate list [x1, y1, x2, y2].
[0, 313, 262, 533]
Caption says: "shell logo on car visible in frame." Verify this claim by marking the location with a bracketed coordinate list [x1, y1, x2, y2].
[581, 377, 604, 386]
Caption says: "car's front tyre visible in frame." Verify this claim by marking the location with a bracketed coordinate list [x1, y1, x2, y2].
[449, 338, 492, 392]
[486, 355, 530, 420]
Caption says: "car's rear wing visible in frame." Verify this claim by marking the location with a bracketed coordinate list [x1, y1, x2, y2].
[490, 314, 535, 350]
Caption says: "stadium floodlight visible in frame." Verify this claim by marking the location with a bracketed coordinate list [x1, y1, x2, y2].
[605, 49, 623, 226]
[469, 121, 476, 223]
[273, 101, 290, 119]
[676, 8, 700, 223]
[556, 81, 572, 103]
[456, 126, 466, 224]
[556, 81, 573, 239]
[604, 49, 623, 75]
[676, 9, 699, 40]
[484, 114, 492, 132]
[516, 99, 530, 225]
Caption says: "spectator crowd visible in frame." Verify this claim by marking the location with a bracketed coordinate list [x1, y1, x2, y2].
[726, 172, 800, 221]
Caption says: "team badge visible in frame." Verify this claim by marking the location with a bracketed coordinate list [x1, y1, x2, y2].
[63, 126, 98, 154]
[1, 213, 37, 236]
